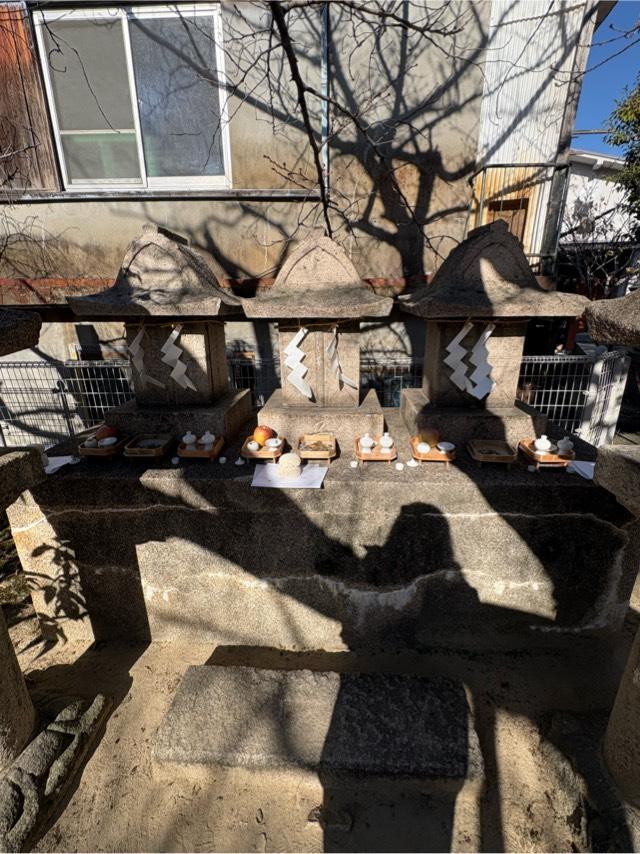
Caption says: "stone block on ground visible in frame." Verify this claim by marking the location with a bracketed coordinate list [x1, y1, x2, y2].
[154, 665, 483, 788]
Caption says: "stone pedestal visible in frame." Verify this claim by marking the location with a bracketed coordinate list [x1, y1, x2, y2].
[422, 320, 527, 408]
[106, 388, 252, 439]
[278, 322, 360, 408]
[400, 389, 546, 446]
[126, 322, 229, 407]
[401, 319, 544, 443]
[0, 608, 35, 770]
[258, 388, 384, 451]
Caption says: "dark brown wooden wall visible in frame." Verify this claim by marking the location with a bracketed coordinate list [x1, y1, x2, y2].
[0, 1, 59, 190]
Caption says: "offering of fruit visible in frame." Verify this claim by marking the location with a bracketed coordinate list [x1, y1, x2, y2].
[419, 427, 440, 446]
[253, 425, 276, 447]
[96, 424, 118, 441]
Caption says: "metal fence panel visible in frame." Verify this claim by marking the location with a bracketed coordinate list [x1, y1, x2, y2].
[0, 351, 629, 449]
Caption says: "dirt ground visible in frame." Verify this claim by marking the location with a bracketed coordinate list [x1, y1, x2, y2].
[4, 569, 640, 852]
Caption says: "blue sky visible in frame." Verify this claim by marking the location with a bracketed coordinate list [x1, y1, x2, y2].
[572, 0, 640, 156]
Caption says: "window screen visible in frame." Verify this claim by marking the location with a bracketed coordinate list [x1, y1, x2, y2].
[42, 18, 142, 184]
[37, 7, 229, 189]
[129, 13, 224, 178]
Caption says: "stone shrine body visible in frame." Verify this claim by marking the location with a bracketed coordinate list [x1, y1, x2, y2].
[67, 224, 251, 437]
[242, 237, 393, 448]
[399, 221, 589, 444]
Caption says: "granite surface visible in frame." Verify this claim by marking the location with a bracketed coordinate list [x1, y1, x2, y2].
[0, 309, 41, 357]
[585, 290, 640, 348]
[154, 665, 483, 784]
[595, 445, 640, 517]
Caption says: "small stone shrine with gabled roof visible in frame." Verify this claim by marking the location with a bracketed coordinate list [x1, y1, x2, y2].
[399, 221, 589, 444]
[242, 236, 393, 447]
[68, 223, 251, 437]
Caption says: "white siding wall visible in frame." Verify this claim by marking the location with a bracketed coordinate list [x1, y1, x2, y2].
[478, 0, 588, 165]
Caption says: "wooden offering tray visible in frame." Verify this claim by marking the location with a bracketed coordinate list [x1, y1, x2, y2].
[355, 435, 398, 465]
[298, 433, 337, 460]
[519, 438, 575, 471]
[467, 440, 517, 466]
[410, 436, 455, 467]
[178, 436, 225, 461]
[79, 435, 127, 458]
[240, 436, 286, 462]
[124, 434, 173, 458]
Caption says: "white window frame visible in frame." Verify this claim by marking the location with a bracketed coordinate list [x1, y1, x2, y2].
[34, 4, 232, 192]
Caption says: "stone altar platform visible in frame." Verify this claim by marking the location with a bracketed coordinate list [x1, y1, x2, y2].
[7, 411, 639, 651]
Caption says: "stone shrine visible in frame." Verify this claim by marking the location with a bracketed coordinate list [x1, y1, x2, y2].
[67, 224, 251, 437]
[241, 237, 393, 447]
[399, 221, 589, 444]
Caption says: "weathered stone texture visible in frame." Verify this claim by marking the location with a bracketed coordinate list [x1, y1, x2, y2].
[154, 666, 483, 784]
[595, 445, 640, 517]
[0, 450, 43, 509]
[7, 412, 636, 650]
[105, 389, 252, 441]
[585, 290, 640, 347]
[0, 609, 35, 772]
[0, 695, 110, 852]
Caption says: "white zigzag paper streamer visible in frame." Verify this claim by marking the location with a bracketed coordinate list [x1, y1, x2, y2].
[466, 322, 496, 400]
[160, 324, 197, 392]
[326, 326, 358, 390]
[284, 327, 313, 399]
[127, 328, 165, 389]
[444, 321, 474, 391]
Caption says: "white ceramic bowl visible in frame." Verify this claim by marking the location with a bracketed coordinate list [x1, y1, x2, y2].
[265, 437, 282, 449]
[437, 441, 455, 452]
[416, 441, 430, 454]
[247, 440, 260, 452]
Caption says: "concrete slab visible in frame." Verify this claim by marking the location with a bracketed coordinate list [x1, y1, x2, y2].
[154, 665, 483, 786]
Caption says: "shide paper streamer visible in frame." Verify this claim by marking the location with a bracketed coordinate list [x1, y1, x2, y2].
[284, 326, 313, 399]
[326, 325, 358, 390]
[128, 327, 165, 389]
[160, 324, 197, 392]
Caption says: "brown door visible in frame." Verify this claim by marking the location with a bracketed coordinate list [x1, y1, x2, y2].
[486, 198, 529, 243]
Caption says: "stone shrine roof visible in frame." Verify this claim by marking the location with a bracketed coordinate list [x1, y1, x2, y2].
[68, 224, 240, 318]
[400, 221, 588, 319]
[584, 289, 640, 347]
[241, 237, 393, 319]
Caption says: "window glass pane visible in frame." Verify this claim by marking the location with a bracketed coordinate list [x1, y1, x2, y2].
[61, 133, 141, 182]
[129, 13, 224, 178]
[42, 18, 135, 132]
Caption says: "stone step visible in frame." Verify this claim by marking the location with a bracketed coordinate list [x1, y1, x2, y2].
[153, 665, 483, 787]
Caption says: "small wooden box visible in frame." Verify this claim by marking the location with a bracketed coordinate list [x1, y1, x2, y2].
[178, 436, 225, 461]
[124, 434, 173, 458]
[298, 433, 337, 460]
[519, 438, 575, 471]
[79, 436, 127, 458]
[467, 440, 517, 465]
[240, 436, 286, 462]
[355, 435, 397, 465]
[410, 436, 455, 466]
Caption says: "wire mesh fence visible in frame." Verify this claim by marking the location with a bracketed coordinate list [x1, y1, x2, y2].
[0, 349, 629, 449]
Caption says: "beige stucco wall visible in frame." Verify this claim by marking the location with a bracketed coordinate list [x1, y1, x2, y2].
[0, 1, 490, 283]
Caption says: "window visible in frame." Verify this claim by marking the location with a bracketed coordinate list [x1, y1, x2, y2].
[34, 4, 231, 191]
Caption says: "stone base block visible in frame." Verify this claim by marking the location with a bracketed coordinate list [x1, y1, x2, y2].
[400, 388, 547, 446]
[105, 389, 252, 440]
[154, 665, 483, 787]
[257, 388, 384, 450]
